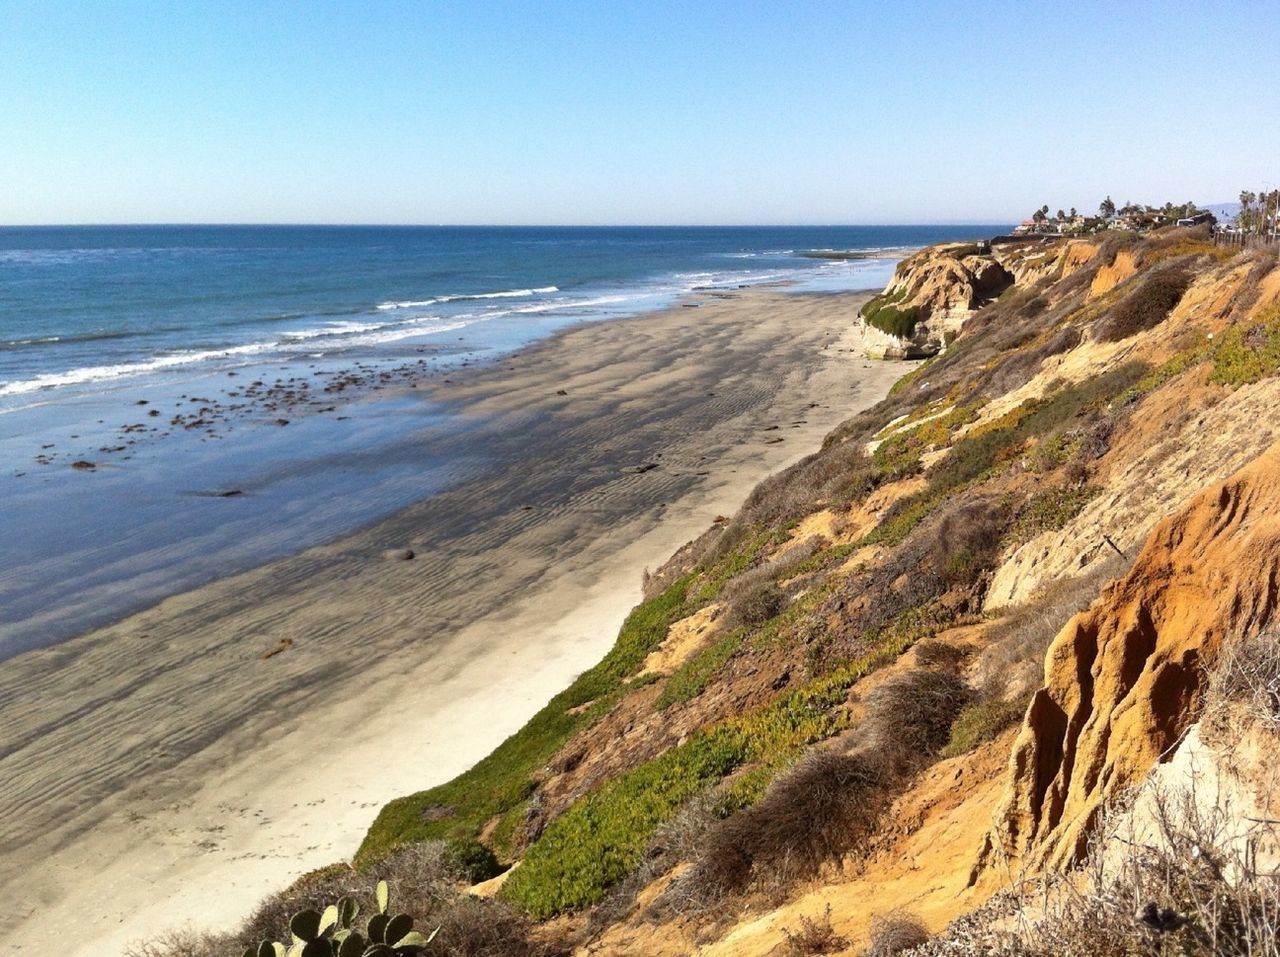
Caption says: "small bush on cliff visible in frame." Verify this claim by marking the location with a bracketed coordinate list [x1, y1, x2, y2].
[1093, 262, 1194, 342]
[725, 580, 786, 629]
[687, 751, 886, 899]
[124, 930, 223, 957]
[426, 896, 539, 957]
[442, 839, 503, 885]
[783, 906, 849, 955]
[862, 911, 930, 956]
[941, 695, 1025, 757]
[860, 668, 972, 776]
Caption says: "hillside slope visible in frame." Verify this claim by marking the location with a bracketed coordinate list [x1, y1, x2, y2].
[150, 229, 1280, 957]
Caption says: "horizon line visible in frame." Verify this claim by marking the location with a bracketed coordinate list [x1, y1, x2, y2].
[0, 220, 1016, 230]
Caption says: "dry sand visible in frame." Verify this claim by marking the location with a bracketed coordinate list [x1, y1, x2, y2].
[0, 289, 904, 955]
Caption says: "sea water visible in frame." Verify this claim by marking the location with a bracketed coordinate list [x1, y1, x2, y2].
[0, 225, 1005, 656]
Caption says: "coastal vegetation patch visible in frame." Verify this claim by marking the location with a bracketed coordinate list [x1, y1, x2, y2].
[357, 574, 696, 866]
[1209, 304, 1280, 386]
[500, 644, 904, 918]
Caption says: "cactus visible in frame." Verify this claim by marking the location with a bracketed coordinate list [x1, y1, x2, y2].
[243, 881, 436, 957]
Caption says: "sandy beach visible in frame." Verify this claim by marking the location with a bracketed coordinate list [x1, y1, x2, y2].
[0, 288, 903, 955]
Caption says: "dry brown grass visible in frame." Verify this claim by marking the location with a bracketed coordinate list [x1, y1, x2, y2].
[682, 752, 885, 901]
[426, 896, 539, 957]
[859, 668, 972, 777]
[783, 905, 850, 955]
[1203, 630, 1280, 738]
[912, 640, 969, 670]
[124, 928, 226, 957]
[1094, 261, 1195, 342]
[913, 787, 1280, 956]
[862, 910, 930, 956]
[978, 554, 1129, 701]
[716, 535, 824, 630]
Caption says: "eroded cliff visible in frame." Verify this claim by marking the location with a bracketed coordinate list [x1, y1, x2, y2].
[157, 227, 1280, 957]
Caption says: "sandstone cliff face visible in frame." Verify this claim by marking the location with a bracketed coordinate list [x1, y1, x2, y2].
[983, 256, 1279, 609]
[991, 238, 1099, 287]
[977, 442, 1280, 875]
[862, 243, 1012, 358]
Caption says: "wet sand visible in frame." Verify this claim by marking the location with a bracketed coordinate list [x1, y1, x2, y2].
[0, 288, 904, 955]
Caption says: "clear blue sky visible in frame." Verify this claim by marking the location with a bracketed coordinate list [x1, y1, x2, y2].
[2, 1, 1277, 225]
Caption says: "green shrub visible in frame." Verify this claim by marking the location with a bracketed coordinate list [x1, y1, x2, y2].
[442, 838, 503, 885]
[859, 288, 907, 317]
[1009, 485, 1099, 543]
[942, 697, 1026, 757]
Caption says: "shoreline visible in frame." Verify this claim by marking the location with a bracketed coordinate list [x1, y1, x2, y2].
[0, 263, 911, 660]
[0, 288, 906, 955]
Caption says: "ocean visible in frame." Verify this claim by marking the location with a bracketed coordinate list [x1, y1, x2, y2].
[0, 225, 1005, 656]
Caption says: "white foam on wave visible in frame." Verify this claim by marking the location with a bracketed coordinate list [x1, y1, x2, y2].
[376, 285, 558, 310]
[675, 269, 793, 290]
[341, 320, 471, 347]
[279, 320, 386, 342]
[505, 294, 636, 316]
[0, 312, 484, 398]
[0, 341, 278, 397]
